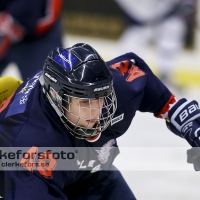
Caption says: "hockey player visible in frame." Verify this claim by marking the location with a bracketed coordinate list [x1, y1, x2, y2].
[0, 43, 200, 200]
[114, 0, 196, 86]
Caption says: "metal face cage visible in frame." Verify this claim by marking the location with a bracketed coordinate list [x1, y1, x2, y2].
[48, 86, 117, 139]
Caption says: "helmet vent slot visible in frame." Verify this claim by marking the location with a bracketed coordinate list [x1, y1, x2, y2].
[91, 75, 107, 82]
[63, 85, 87, 96]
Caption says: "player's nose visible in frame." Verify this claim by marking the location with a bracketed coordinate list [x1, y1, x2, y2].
[90, 100, 102, 109]
[90, 100, 102, 116]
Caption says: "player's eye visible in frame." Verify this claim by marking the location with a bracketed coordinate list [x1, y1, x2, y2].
[80, 100, 89, 104]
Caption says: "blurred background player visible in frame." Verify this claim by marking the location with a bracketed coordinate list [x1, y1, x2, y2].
[0, 0, 63, 80]
[114, 0, 196, 87]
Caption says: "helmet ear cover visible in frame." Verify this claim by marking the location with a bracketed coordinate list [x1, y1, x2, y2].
[48, 86, 64, 107]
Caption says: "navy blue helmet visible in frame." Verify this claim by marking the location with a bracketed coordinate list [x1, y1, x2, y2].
[40, 43, 117, 140]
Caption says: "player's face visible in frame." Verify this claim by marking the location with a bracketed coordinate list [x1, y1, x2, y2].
[65, 97, 104, 128]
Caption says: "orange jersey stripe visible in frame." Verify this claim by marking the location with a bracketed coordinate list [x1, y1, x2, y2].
[156, 94, 177, 119]
[0, 92, 15, 113]
[35, 0, 63, 35]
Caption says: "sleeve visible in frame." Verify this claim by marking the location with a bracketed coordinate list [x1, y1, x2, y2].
[133, 54, 176, 117]
[5, 171, 68, 200]
[107, 52, 177, 119]
[136, 56, 178, 119]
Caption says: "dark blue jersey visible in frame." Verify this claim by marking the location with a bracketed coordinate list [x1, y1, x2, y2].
[0, 53, 175, 199]
[0, 0, 63, 38]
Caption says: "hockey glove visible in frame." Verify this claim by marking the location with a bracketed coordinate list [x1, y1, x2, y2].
[167, 98, 200, 146]
[0, 12, 25, 59]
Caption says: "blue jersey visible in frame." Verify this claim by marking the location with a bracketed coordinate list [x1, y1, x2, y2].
[0, 53, 175, 199]
[0, 0, 63, 39]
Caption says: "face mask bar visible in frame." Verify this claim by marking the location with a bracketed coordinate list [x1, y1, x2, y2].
[59, 87, 117, 139]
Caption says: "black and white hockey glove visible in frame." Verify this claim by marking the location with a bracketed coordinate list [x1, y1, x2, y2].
[166, 98, 200, 171]
[167, 98, 200, 146]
